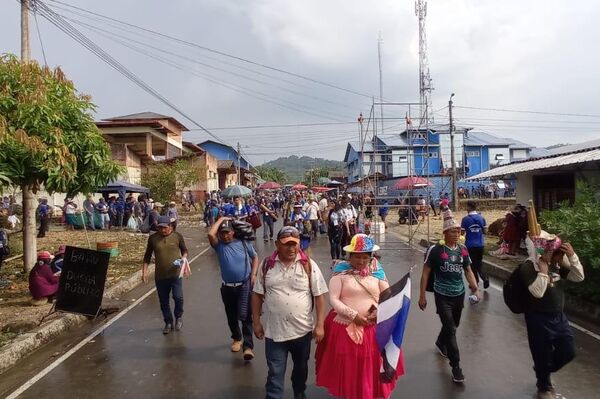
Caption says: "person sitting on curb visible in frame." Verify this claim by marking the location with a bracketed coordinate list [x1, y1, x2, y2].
[29, 251, 60, 306]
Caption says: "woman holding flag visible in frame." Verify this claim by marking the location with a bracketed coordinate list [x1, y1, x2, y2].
[316, 234, 404, 399]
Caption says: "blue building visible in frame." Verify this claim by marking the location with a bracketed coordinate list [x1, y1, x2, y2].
[197, 140, 256, 188]
[344, 127, 535, 184]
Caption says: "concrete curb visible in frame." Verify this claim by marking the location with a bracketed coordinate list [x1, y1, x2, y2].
[0, 265, 155, 375]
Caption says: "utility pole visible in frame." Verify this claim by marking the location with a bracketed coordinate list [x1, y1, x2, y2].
[237, 142, 241, 185]
[21, 0, 31, 62]
[449, 93, 458, 211]
[21, 0, 37, 274]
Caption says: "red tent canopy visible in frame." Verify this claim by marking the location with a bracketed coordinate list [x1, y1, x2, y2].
[393, 177, 433, 190]
[259, 181, 282, 190]
[292, 184, 308, 190]
[310, 186, 334, 192]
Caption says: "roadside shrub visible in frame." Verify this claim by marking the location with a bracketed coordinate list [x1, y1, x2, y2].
[540, 181, 600, 303]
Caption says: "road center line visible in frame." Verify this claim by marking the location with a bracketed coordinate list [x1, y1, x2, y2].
[6, 245, 211, 399]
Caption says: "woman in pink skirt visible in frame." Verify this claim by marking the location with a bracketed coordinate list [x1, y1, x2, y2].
[316, 234, 404, 399]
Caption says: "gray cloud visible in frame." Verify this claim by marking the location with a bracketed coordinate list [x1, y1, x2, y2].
[1, 0, 599, 165]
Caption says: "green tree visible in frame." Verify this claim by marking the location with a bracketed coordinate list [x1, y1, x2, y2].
[255, 165, 287, 184]
[303, 167, 330, 186]
[0, 54, 122, 272]
[141, 157, 204, 205]
[540, 181, 600, 303]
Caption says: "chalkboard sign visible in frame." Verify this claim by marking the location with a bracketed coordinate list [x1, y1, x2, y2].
[56, 246, 110, 317]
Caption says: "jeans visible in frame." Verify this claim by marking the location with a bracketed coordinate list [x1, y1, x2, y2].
[155, 278, 184, 325]
[265, 332, 312, 399]
[525, 311, 575, 391]
[434, 292, 464, 367]
[263, 218, 274, 240]
[328, 232, 342, 260]
[467, 246, 487, 284]
[220, 284, 254, 350]
[86, 212, 95, 230]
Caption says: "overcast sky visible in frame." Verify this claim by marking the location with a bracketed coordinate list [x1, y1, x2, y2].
[2, 0, 600, 165]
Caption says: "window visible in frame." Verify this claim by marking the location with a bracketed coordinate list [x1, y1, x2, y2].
[428, 152, 438, 158]
[466, 151, 480, 157]
[398, 155, 407, 162]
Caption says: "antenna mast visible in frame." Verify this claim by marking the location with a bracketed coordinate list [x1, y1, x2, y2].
[415, 0, 434, 124]
[377, 32, 384, 134]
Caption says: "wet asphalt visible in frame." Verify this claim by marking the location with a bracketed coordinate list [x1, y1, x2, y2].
[1, 223, 600, 399]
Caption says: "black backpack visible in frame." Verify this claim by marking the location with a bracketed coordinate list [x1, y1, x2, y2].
[503, 263, 528, 314]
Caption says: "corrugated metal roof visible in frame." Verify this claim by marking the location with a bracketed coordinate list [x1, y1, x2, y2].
[547, 138, 600, 155]
[464, 130, 532, 149]
[467, 147, 600, 180]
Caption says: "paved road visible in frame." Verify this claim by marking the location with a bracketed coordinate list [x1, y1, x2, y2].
[1, 224, 600, 398]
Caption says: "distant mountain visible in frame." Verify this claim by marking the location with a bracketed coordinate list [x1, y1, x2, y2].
[260, 156, 345, 183]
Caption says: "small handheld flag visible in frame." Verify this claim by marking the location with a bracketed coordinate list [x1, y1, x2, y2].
[376, 272, 411, 382]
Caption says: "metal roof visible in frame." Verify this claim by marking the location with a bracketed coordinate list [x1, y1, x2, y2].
[104, 112, 189, 131]
[464, 130, 532, 149]
[547, 138, 600, 155]
[466, 146, 600, 180]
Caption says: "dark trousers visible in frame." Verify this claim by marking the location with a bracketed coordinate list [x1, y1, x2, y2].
[220, 284, 254, 350]
[155, 278, 184, 324]
[265, 332, 312, 399]
[434, 292, 465, 367]
[310, 220, 319, 238]
[328, 232, 342, 260]
[525, 311, 576, 391]
[37, 216, 49, 238]
[263, 218, 274, 240]
[468, 246, 487, 284]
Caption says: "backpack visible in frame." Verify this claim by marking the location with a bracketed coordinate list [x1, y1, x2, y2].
[503, 263, 528, 314]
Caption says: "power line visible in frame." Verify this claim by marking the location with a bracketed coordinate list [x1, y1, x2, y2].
[62, 15, 361, 114]
[49, 1, 375, 111]
[47, 0, 377, 100]
[70, 20, 350, 122]
[33, 6, 48, 66]
[32, 0, 226, 145]
[197, 121, 357, 130]
[455, 105, 600, 119]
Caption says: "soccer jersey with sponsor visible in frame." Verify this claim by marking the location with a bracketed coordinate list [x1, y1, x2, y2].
[425, 244, 471, 297]
[461, 212, 486, 248]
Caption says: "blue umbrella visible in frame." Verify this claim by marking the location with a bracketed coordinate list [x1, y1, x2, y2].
[221, 184, 253, 198]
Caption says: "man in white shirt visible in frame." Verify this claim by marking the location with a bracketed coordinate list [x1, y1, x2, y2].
[318, 195, 328, 234]
[339, 197, 357, 250]
[305, 197, 320, 239]
[252, 226, 328, 399]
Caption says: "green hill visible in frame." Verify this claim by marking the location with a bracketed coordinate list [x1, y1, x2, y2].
[260, 156, 344, 184]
